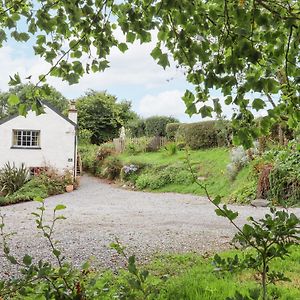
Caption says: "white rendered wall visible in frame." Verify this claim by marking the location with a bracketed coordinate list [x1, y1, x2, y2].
[0, 106, 76, 175]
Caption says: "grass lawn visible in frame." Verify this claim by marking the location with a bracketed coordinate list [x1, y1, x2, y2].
[92, 246, 300, 299]
[118, 148, 252, 199]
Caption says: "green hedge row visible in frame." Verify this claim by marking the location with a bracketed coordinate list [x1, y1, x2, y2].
[166, 120, 232, 150]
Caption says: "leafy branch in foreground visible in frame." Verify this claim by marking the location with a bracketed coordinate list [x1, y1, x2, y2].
[184, 149, 300, 300]
[110, 238, 161, 299]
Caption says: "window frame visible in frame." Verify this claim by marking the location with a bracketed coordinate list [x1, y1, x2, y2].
[11, 129, 41, 149]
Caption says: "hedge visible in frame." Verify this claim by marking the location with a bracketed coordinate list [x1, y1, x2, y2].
[166, 123, 181, 141]
[145, 116, 178, 137]
[175, 120, 232, 149]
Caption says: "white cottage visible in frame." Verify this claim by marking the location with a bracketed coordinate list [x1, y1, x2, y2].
[0, 101, 78, 179]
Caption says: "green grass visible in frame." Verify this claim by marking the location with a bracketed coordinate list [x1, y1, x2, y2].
[118, 148, 252, 199]
[91, 246, 300, 300]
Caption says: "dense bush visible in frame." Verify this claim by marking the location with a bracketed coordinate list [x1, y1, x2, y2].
[97, 142, 115, 161]
[125, 137, 150, 154]
[79, 144, 99, 173]
[166, 123, 181, 141]
[175, 121, 230, 150]
[0, 162, 29, 196]
[0, 169, 72, 206]
[101, 156, 123, 180]
[268, 148, 300, 206]
[79, 129, 93, 145]
[135, 164, 194, 190]
[0, 178, 48, 205]
[127, 118, 146, 137]
[145, 116, 178, 137]
[163, 142, 177, 156]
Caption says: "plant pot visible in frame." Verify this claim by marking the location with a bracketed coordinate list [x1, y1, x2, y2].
[65, 184, 74, 193]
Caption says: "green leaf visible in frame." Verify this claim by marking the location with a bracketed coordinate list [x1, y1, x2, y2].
[23, 254, 32, 266]
[252, 98, 266, 111]
[54, 204, 66, 211]
[182, 90, 195, 105]
[53, 249, 61, 257]
[8, 94, 20, 106]
[158, 53, 170, 69]
[118, 43, 128, 53]
[150, 46, 162, 60]
[18, 104, 27, 116]
[212, 195, 222, 206]
[126, 32, 136, 43]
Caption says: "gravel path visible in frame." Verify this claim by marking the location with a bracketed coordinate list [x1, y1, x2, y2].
[1, 175, 299, 274]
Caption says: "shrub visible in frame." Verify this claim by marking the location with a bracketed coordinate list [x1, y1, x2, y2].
[2, 178, 48, 205]
[166, 123, 181, 141]
[125, 137, 150, 154]
[228, 181, 257, 204]
[79, 144, 99, 173]
[135, 164, 194, 190]
[164, 142, 177, 156]
[97, 142, 115, 161]
[176, 121, 219, 149]
[145, 116, 178, 137]
[101, 156, 123, 180]
[36, 169, 73, 196]
[78, 129, 93, 145]
[0, 162, 29, 196]
[127, 118, 146, 137]
[227, 143, 259, 181]
[268, 150, 300, 206]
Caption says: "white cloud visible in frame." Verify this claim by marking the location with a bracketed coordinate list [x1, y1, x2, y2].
[138, 90, 185, 118]
[0, 31, 184, 99]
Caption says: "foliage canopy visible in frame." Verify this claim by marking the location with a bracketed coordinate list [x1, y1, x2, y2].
[1, 0, 300, 146]
[0, 83, 68, 118]
[76, 90, 135, 144]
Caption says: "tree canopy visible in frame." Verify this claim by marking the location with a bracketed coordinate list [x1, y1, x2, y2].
[1, 0, 299, 147]
[0, 83, 68, 118]
[76, 90, 136, 144]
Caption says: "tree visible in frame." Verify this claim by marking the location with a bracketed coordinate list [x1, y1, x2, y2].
[76, 90, 135, 144]
[0, 84, 68, 118]
[144, 116, 179, 137]
[1, 1, 299, 147]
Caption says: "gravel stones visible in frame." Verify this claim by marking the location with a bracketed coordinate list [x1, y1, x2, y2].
[0, 175, 299, 275]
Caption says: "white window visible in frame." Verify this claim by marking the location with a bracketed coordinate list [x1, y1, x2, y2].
[12, 130, 41, 148]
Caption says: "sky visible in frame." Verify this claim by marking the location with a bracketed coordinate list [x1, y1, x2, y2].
[0, 28, 214, 123]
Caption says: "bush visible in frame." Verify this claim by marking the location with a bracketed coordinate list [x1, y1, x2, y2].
[166, 123, 181, 141]
[145, 116, 178, 137]
[78, 129, 93, 145]
[97, 142, 115, 161]
[0, 162, 29, 196]
[101, 156, 123, 180]
[175, 121, 232, 150]
[268, 149, 300, 206]
[79, 144, 99, 173]
[0, 168, 72, 206]
[135, 164, 194, 190]
[163, 142, 178, 156]
[37, 169, 73, 196]
[2, 178, 48, 205]
[127, 119, 146, 137]
[125, 137, 150, 154]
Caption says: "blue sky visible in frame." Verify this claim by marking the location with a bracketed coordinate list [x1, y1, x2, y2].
[0, 29, 212, 122]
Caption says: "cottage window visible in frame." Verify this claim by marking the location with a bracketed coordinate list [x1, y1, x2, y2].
[12, 130, 40, 148]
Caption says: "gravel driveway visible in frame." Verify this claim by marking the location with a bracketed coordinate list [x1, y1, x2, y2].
[1, 175, 299, 274]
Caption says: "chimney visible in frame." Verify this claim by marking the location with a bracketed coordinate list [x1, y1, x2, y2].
[68, 100, 77, 124]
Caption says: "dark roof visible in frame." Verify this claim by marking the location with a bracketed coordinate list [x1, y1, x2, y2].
[0, 100, 77, 127]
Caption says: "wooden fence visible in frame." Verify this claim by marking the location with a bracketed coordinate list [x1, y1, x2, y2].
[113, 136, 168, 153]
